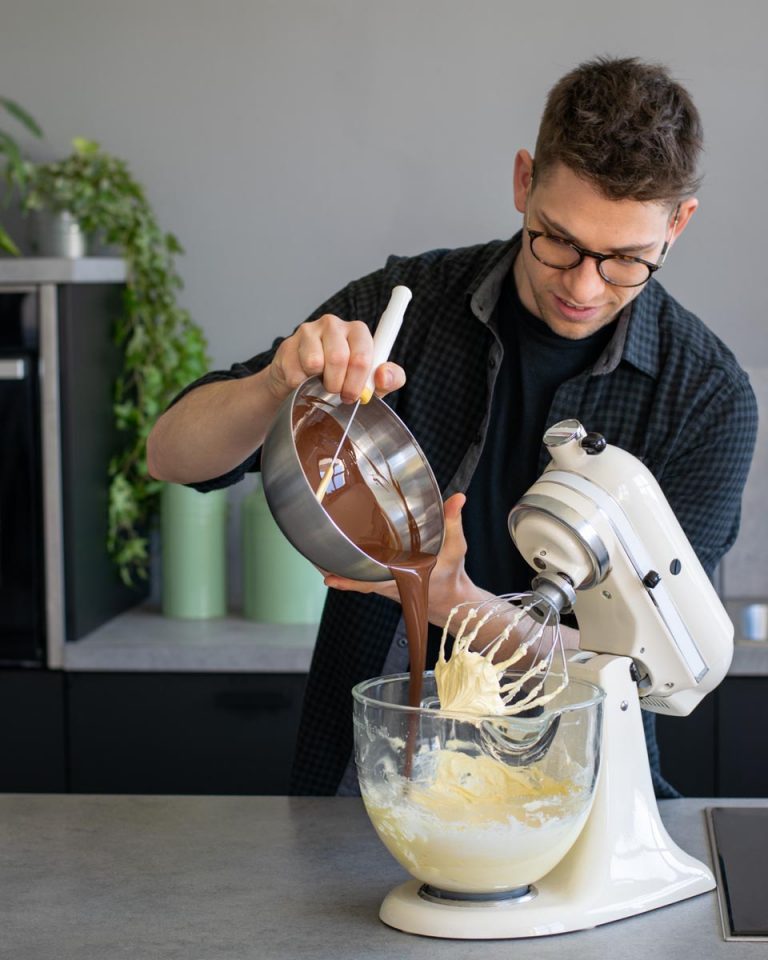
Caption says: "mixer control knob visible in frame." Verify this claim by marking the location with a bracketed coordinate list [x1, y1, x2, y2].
[642, 570, 662, 589]
[580, 432, 607, 455]
[543, 420, 587, 447]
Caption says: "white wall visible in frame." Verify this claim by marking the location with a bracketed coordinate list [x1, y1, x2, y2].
[2, 0, 766, 368]
[2, 0, 767, 600]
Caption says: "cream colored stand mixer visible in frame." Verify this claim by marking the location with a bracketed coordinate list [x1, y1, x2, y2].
[374, 418, 733, 939]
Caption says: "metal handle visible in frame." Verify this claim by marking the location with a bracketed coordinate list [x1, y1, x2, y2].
[0, 358, 26, 380]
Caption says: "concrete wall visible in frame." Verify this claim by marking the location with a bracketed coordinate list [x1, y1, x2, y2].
[2, 0, 766, 601]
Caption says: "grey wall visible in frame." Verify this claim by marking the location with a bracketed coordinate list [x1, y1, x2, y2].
[2, 0, 767, 600]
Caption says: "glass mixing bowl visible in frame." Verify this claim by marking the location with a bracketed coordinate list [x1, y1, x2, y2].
[352, 672, 604, 895]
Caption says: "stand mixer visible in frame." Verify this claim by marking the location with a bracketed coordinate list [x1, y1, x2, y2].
[357, 418, 733, 939]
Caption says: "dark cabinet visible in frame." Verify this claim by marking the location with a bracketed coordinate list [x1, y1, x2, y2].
[716, 678, 768, 797]
[56, 283, 147, 643]
[655, 691, 717, 797]
[0, 669, 67, 791]
[656, 676, 768, 798]
[67, 672, 307, 795]
[0, 668, 307, 796]
[0, 667, 763, 798]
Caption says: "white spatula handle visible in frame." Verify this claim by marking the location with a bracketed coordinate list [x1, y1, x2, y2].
[360, 285, 411, 403]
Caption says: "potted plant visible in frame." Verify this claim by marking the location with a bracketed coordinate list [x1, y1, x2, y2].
[2, 107, 211, 586]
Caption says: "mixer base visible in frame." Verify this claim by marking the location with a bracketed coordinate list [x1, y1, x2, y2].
[380, 867, 713, 939]
[379, 654, 716, 940]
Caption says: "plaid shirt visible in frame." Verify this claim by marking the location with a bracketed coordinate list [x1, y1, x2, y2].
[186, 233, 758, 796]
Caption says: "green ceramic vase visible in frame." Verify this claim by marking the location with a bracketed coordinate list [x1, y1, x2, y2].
[161, 482, 228, 619]
[241, 477, 327, 624]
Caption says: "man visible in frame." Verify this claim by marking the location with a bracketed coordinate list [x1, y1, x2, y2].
[147, 56, 757, 798]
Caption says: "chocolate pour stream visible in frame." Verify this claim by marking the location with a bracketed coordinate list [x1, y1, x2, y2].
[293, 398, 437, 776]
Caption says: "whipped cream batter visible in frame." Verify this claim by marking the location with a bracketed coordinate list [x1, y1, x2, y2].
[360, 599, 590, 893]
[363, 748, 588, 892]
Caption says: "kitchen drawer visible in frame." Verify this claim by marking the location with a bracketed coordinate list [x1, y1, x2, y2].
[717, 677, 768, 797]
[0, 668, 67, 791]
[67, 672, 307, 795]
[654, 691, 716, 797]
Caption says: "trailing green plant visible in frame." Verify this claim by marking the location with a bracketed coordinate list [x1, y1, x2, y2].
[0, 96, 43, 254]
[1, 106, 210, 585]
[23, 137, 210, 585]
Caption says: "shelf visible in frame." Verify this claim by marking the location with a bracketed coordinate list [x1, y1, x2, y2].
[61, 603, 317, 673]
[0, 257, 126, 285]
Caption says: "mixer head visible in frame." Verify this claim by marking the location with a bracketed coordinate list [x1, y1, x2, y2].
[508, 420, 734, 717]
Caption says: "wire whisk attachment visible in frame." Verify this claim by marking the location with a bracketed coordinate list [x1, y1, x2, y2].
[434, 592, 569, 717]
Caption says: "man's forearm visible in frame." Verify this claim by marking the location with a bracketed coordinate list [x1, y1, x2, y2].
[146, 368, 283, 484]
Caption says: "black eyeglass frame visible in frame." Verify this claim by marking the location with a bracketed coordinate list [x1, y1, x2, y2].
[525, 204, 681, 289]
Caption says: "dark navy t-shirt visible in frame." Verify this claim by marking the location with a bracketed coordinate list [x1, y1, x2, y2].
[425, 269, 616, 667]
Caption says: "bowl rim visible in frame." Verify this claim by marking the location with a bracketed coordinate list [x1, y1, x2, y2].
[351, 670, 606, 725]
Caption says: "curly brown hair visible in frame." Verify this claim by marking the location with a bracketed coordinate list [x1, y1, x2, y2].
[534, 56, 703, 203]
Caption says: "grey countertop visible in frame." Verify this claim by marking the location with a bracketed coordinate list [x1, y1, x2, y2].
[0, 794, 765, 959]
[0, 256, 126, 284]
[63, 600, 768, 676]
[63, 604, 317, 673]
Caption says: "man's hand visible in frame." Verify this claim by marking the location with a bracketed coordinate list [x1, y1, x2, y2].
[322, 493, 492, 624]
[266, 314, 406, 405]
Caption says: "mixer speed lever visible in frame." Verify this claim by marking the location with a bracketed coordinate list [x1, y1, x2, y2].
[642, 570, 662, 589]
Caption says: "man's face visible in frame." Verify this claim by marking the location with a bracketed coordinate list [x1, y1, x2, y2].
[512, 154, 695, 339]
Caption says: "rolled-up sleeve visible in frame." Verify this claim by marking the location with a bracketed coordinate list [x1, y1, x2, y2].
[166, 269, 387, 492]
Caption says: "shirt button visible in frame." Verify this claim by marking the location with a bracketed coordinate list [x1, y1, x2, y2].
[489, 356, 497, 369]
[397, 636, 408, 649]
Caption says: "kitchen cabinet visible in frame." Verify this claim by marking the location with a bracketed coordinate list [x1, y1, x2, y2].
[655, 675, 768, 798]
[67, 672, 307, 795]
[3, 668, 762, 798]
[716, 677, 768, 797]
[655, 691, 717, 796]
[0, 668, 67, 792]
[0, 668, 306, 795]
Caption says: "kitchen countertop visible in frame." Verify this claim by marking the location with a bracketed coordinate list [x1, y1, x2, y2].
[63, 603, 317, 673]
[62, 600, 768, 676]
[0, 256, 126, 284]
[1, 794, 765, 959]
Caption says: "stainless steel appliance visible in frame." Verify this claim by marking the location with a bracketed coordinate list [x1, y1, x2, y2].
[0, 274, 145, 667]
[0, 290, 45, 664]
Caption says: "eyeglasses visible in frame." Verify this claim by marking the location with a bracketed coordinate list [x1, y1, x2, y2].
[525, 205, 681, 288]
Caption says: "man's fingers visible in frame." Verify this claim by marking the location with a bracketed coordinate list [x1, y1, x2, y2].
[339, 321, 374, 402]
[323, 573, 399, 602]
[316, 321, 351, 396]
[444, 492, 466, 523]
[272, 316, 404, 404]
[373, 362, 406, 397]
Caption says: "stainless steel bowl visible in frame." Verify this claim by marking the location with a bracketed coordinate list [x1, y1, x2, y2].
[260, 377, 445, 581]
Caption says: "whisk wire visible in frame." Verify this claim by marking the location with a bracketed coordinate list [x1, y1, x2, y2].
[436, 591, 569, 717]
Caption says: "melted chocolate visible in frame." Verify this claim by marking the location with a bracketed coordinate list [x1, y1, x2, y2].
[293, 398, 437, 740]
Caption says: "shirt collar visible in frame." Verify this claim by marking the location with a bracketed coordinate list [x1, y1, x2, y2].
[468, 232, 661, 380]
[468, 235, 520, 325]
[614, 283, 661, 379]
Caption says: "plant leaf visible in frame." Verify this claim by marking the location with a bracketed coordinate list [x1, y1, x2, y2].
[72, 136, 99, 156]
[0, 224, 20, 255]
[0, 129, 23, 166]
[0, 97, 44, 138]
